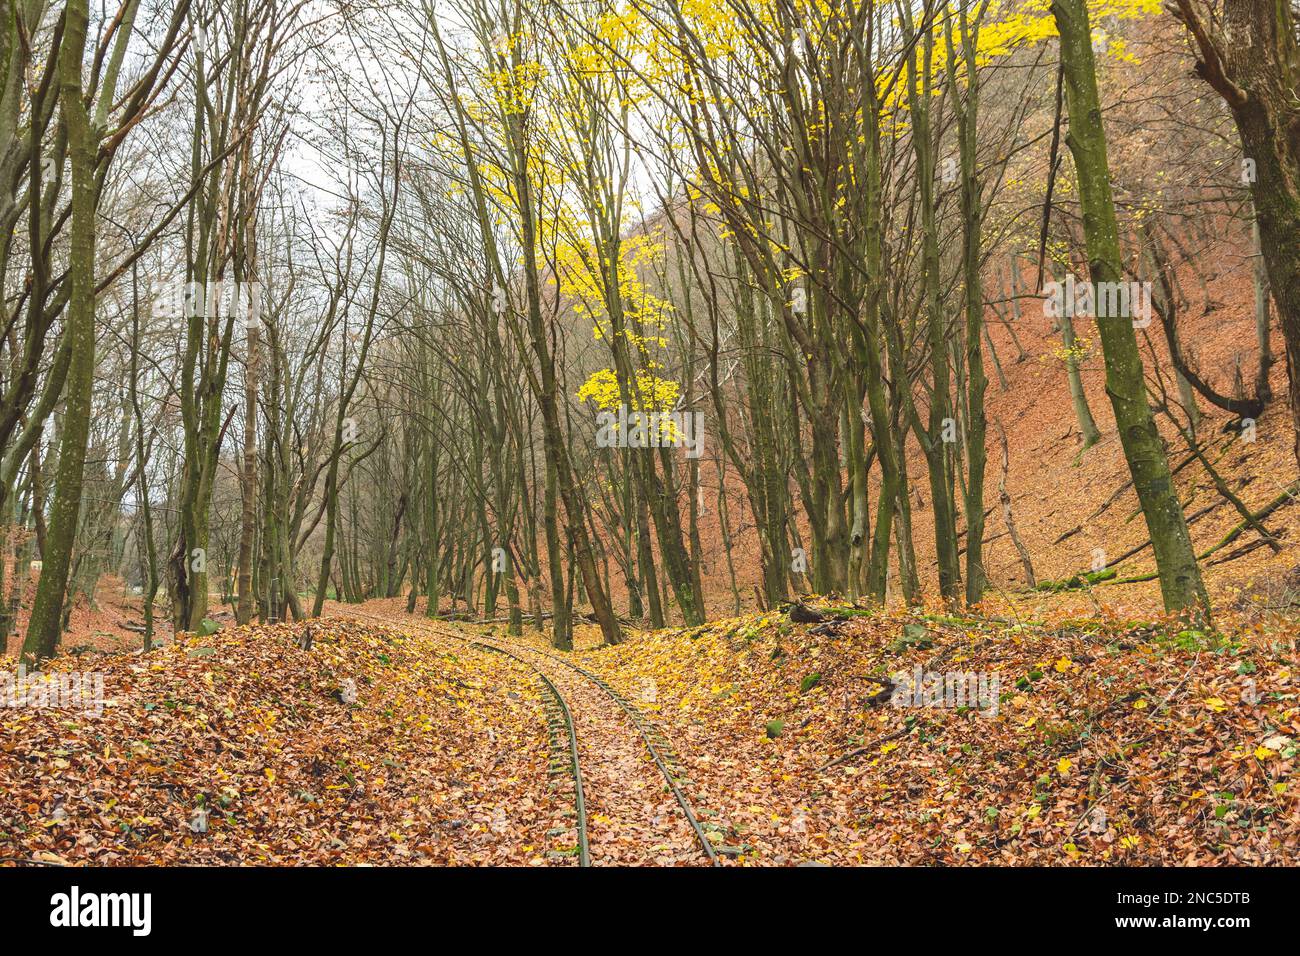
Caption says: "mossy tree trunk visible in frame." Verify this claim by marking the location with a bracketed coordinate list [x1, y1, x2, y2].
[22, 0, 94, 665]
[1052, 0, 1210, 621]
[1171, 0, 1300, 466]
[902, 12, 961, 604]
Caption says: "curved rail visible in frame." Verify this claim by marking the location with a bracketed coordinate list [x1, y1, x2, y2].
[338, 610, 589, 866]
[467, 640, 590, 867]
[487, 636, 721, 867]
[340, 609, 719, 866]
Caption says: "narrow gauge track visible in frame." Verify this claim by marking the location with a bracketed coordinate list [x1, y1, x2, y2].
[467, 639, 590, 867]
[338, 610, 589, 865]
[473, 632, 721, 866]
[339, 608, 719, 866]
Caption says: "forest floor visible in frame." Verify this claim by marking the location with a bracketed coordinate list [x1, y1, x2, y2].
[2, 595, 1295, 866]
[0, 575, 178, 661]
[4, 243, 1299, 865]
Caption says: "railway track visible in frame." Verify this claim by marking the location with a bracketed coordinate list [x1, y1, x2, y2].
[477, 633, 721, 866]
[467, 639, 590, 867]
[338, 608, 719, 866]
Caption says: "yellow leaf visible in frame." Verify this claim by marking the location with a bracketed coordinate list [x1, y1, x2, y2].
[1057, 758, 1072, 775]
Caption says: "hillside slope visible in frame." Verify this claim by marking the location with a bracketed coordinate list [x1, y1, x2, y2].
[686, 231, 1298, 621]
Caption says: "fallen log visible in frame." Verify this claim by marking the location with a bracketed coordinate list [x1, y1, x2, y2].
[1038, 479, 1297, 592]
[1105, 480, 1300, 586]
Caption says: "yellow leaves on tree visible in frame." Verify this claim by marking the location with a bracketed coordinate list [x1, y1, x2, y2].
[577, 367, 681, 414]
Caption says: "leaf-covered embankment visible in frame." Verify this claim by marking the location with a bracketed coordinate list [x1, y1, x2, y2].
[0, 620, 554, 865]
[560, 608, 1299, 865]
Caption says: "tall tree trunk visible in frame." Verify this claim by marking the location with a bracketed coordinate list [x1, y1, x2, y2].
[949, 2, 989, 606]
[22, 0, 94, 665]
[1171, 0, 1300, 465]
[1052, 0, 1209, 621]
[902, 15, 961, 602]
[128, 261, 159, 650]
[235, 313, 258, 624]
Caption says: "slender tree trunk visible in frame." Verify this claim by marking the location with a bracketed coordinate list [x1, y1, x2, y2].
[424, 385, 441, 619]
[236, 315, 258, 624]
[22, 0, 94, 665]
[128, 262, 159, 650]
[1053, 0, 1209, 620]
[1058, 307, 1102, 449]
[903, 17, 961, 602]
[950, 4, 988, 606]
[1252, 217, 1275, 403]
[996, 421, 1035, 588]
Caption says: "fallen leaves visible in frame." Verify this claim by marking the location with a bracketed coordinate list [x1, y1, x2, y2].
[560, 602, 1299, 866]
[4, 600, 1296, 867]
[0, 618, 553, 866]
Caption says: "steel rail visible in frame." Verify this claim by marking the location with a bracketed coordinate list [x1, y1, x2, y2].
[338, 610, 590, 867]
[468, 640, 590, 867]
[340, 609, 720, 866]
